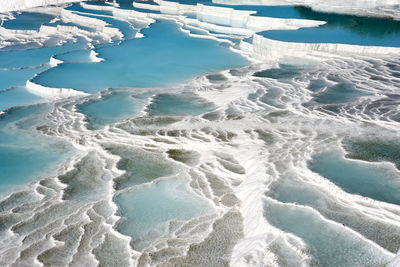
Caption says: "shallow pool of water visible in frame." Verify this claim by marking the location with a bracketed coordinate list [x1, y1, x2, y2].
[2, 12, 55, 30]
[78, 89, 147, 128]
[115, 177, 212, 239]
[147, 93, 216, 116]
[32, 20, 248, 93]
[0, 105, 73, 188]
[264, 199, 392, 266]
[308, 149, 400, 204]
[0, 87, 45, 111]
[259, 6, 400, 47]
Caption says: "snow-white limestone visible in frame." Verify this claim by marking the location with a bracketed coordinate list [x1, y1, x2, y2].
[26, 80, 89, 99]
[0, 0, 88, 12]
[134, 0, 325, 33]
[196, 3, 325, 32]
[80, 2, 156, 26]
[213, 0, 400, 19]
[89, 50, 104, 62]
[248, 34, 400, 60]
[0, 7, 123, 50]
[134, 0, 400, 61]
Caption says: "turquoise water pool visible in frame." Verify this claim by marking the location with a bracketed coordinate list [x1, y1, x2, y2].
[78, 90, 147, 128]
[260, 7, 400, 46]
[264, 199, 391, 266]
[2, 12, 55, 30]
[0, 1, 399, 265]
[309, 150, 400, 204]
[0, 105, 73, 189]
[32, 20, 248, 93]
[115, 177, 212, 239]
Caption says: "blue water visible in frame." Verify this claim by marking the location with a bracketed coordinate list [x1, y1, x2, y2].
[2, 12, 55, 30]
[32, 20, 248, 93]
[0, 41, 87, 69]
[308, 150, 400, 205]
[0, 105, 49, 144]
[255, 65, 369, 105]
[78, 90, 147, 128]
[344, 138, 400, 171]
[115, 178, 211, 239]
[268, 176, 330, 209]
[312, 82, 369, 104]
[0, 105, 72, 188]
[267, 172, 400, 253]
[0, 41, 89, 110]
[259, 7, 400, 47]
[0, 87, 45, 111]
[264, 199, 391, 266]
[106, 146, 176, 190]
[66, 5, 137, 38]
[66, 2, 113, 16]
[79, 91, 215, 130]
[147, 93, 215, 116]
[1, 2, 399, 265]
[55, 49, 95, 63]
[0, 40, 90, 111]
[209, 4, 304, 19]
[0, 66, 48, 91]
[261, 27, 400, 47]
[116, 0, 139, 9]
[0, 146, 65, 187]
[112, 0, 163, 14]
[254, 65, 302, 79]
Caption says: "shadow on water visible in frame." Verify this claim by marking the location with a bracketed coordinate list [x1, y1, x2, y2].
[2, 12, 55, 31]
[294, 6, 400, 37]
[259, 6, 400, 46]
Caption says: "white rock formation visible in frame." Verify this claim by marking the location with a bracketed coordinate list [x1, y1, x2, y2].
[213, 0, 400, 8]
[80, 2, 155, 26]
[196, 3, 325, 32]
[0, 0, 90, 12]
[0, 5, 124, 50]
[134, 0, 325, 32]
[26, 80, 89, 99]
[247, 34, 400, 60]
[213, 0, 400, 19]
[388, 251, 400, 267]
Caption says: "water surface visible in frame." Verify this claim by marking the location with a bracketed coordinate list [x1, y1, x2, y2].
[259, 6, 400, 47]
[32, 20, 248, 93]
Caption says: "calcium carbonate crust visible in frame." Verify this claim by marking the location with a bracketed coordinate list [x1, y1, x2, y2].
[212, 0, 400, 20]
[0, 0, 90, 12]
